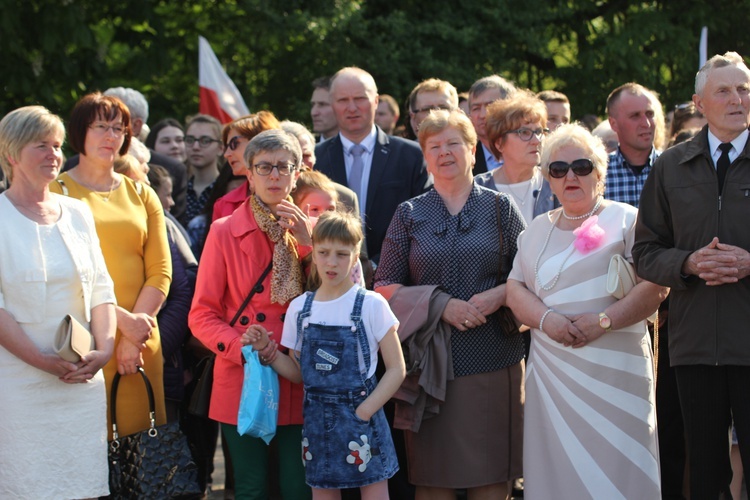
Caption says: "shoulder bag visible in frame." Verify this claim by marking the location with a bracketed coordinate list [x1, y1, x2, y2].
[188, 261, 274, 417]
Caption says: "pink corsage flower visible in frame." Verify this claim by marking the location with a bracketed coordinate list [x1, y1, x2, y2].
[573, 215, 605, 254]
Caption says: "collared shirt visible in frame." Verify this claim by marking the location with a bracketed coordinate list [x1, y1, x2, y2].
[340, 126, 378, 215]
[604, 147, 660, 208]
[482, 143, 502, 171]
[707, 128, 749, 168]
[185, 176, 216, 225]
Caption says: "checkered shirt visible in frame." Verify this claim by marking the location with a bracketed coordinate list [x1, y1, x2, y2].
[604, 147, 660, 208]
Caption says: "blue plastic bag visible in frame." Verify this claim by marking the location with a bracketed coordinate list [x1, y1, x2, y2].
[237, 345, 279, 444]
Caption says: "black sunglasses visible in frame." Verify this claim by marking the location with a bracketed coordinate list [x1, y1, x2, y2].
[226, 136, 244, 151]
[548, 158, 595, 178]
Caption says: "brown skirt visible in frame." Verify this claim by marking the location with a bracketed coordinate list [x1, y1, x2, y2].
[405, 362, 524, 488]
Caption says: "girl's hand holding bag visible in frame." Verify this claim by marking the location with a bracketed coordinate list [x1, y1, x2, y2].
[238, 344, 279, 444]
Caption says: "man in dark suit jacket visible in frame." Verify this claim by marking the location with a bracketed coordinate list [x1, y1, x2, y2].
[315, 67, 432, 264]
[468, 75, 516, 175]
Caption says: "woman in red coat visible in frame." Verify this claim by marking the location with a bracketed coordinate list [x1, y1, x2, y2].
[189, 129, 312, 499]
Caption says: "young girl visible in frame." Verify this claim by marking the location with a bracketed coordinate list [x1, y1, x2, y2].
[243, 211, 405, 499]
[292, 170, 365, 287]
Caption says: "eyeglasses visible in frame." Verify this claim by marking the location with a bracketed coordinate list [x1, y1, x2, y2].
[548, 158, 596, 178]
[185, 135, 222, 147]
[89, 122, 126, 137]
[226, 136, 245, 151]
[508, 127, 549, 142]
[253, 162, 297, 176]
[412, 104, 453, 115]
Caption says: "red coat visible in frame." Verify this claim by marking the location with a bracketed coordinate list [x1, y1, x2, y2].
[211, 181, 248, 222]
[189, 199, 309, 425]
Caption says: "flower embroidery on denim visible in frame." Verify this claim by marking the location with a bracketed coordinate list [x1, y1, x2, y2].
[301, 437, 312, 465]
[347, 435, 372, 472]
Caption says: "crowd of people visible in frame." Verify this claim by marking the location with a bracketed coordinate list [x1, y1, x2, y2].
[1, 50, 749, 500]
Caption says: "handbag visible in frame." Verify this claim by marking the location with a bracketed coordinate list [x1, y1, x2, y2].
[606, 254, 659, 323]
[495, 194, 523, 336]
[187, 261, 274, 418]
[237, 345, 279, 444]
[53, 314, 94, 362]
[108, 367, 201, 499]
[606, 254, 637, 299]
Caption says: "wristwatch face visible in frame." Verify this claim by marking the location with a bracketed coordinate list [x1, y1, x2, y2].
[599, 313, 611, 330]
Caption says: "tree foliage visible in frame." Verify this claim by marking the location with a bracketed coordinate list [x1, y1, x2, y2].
[1, 0, 748, 130]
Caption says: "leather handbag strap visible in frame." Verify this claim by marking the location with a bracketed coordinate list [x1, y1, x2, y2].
[495, 194, 506, 283]
[110, 367, 157, 440]
[229, 261, 273, 327]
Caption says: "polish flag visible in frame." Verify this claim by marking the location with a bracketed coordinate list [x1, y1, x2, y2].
[199, 36, 250, 123]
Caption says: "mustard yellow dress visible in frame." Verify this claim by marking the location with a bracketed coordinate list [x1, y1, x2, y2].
[51, 173, 171, 438]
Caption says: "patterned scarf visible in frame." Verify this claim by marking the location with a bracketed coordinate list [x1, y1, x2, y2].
[250, 194, 304, 304]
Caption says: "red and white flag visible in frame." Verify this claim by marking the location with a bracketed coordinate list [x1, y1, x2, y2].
[199, 36, 250, 123]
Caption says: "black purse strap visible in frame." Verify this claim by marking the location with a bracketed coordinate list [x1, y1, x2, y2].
[110, 367, 157, 442]
[495, 193, 507, 284]
[229, 261, 273, 327]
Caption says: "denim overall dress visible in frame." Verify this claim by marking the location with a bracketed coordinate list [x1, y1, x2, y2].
[295, 287, 398, 489]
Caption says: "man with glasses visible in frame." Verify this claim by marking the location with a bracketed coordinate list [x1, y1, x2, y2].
[604, 82, 664, 208]
[315, 67, 431, 266]
[468, 75, 517, 174]
[182, 114, 223, 228]
[406, 78, 458, 140]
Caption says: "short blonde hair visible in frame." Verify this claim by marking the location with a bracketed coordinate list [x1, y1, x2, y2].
[539, 123, 608, 184]
[418, 109, 477, 150]
[308, 210, 364, 291]
[0, 106, 65, 182]
[486, 89, 547, 160]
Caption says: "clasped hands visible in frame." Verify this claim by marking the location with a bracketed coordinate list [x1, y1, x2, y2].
[684, 237, 750, 286]
[539, 311, 606, 348]
[241, 324, 279, 364]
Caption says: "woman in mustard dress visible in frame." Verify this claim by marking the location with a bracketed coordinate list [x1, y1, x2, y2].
[51, 93, 171, 438]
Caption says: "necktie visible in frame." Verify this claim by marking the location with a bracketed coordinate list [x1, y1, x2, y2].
[348, 144, 366, 199]
[717, 142, 732, 194]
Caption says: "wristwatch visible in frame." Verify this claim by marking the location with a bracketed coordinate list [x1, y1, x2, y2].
[598, 312, 612, 332]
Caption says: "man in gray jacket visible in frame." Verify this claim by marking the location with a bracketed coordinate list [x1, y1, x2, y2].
[633, 51, 750, 498]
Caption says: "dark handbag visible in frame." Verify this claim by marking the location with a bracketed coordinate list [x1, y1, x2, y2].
[108, 367, 201, 499]
[187, 354, 215, 418]
[495, 194, 523, 337]
[187, 261, 274, 418]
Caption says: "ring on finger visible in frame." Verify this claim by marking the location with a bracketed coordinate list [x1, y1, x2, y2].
[463, 319, 470, 326]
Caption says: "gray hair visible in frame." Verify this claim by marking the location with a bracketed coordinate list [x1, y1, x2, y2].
[280, 120, 315, 146]
[695, 51, 750, 96]
[540, 123, 608, 185]
[244, 129, 302, 170]
[127, 137, 151, 164]
[0, 106, 65, 182]
[104, 87, 149, 122]
[468, 75, 516, 104]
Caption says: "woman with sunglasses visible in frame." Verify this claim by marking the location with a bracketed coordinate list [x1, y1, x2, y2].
[475, 90, 557, 224]
[212, 111, 281, 222]
[189, 129, 312, 499]
[506, 123, 667, 498]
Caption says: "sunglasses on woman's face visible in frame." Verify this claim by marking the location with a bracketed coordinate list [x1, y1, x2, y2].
[548, 158, 595, 178]
[226, 136, 245, 151]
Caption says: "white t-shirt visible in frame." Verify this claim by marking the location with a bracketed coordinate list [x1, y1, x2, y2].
[494, 167, 544, 225]
[281, 286, 398, 379]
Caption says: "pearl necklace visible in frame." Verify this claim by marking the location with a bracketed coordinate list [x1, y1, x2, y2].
[562, 197, 602, 220]
[534, 198, 602, 291]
